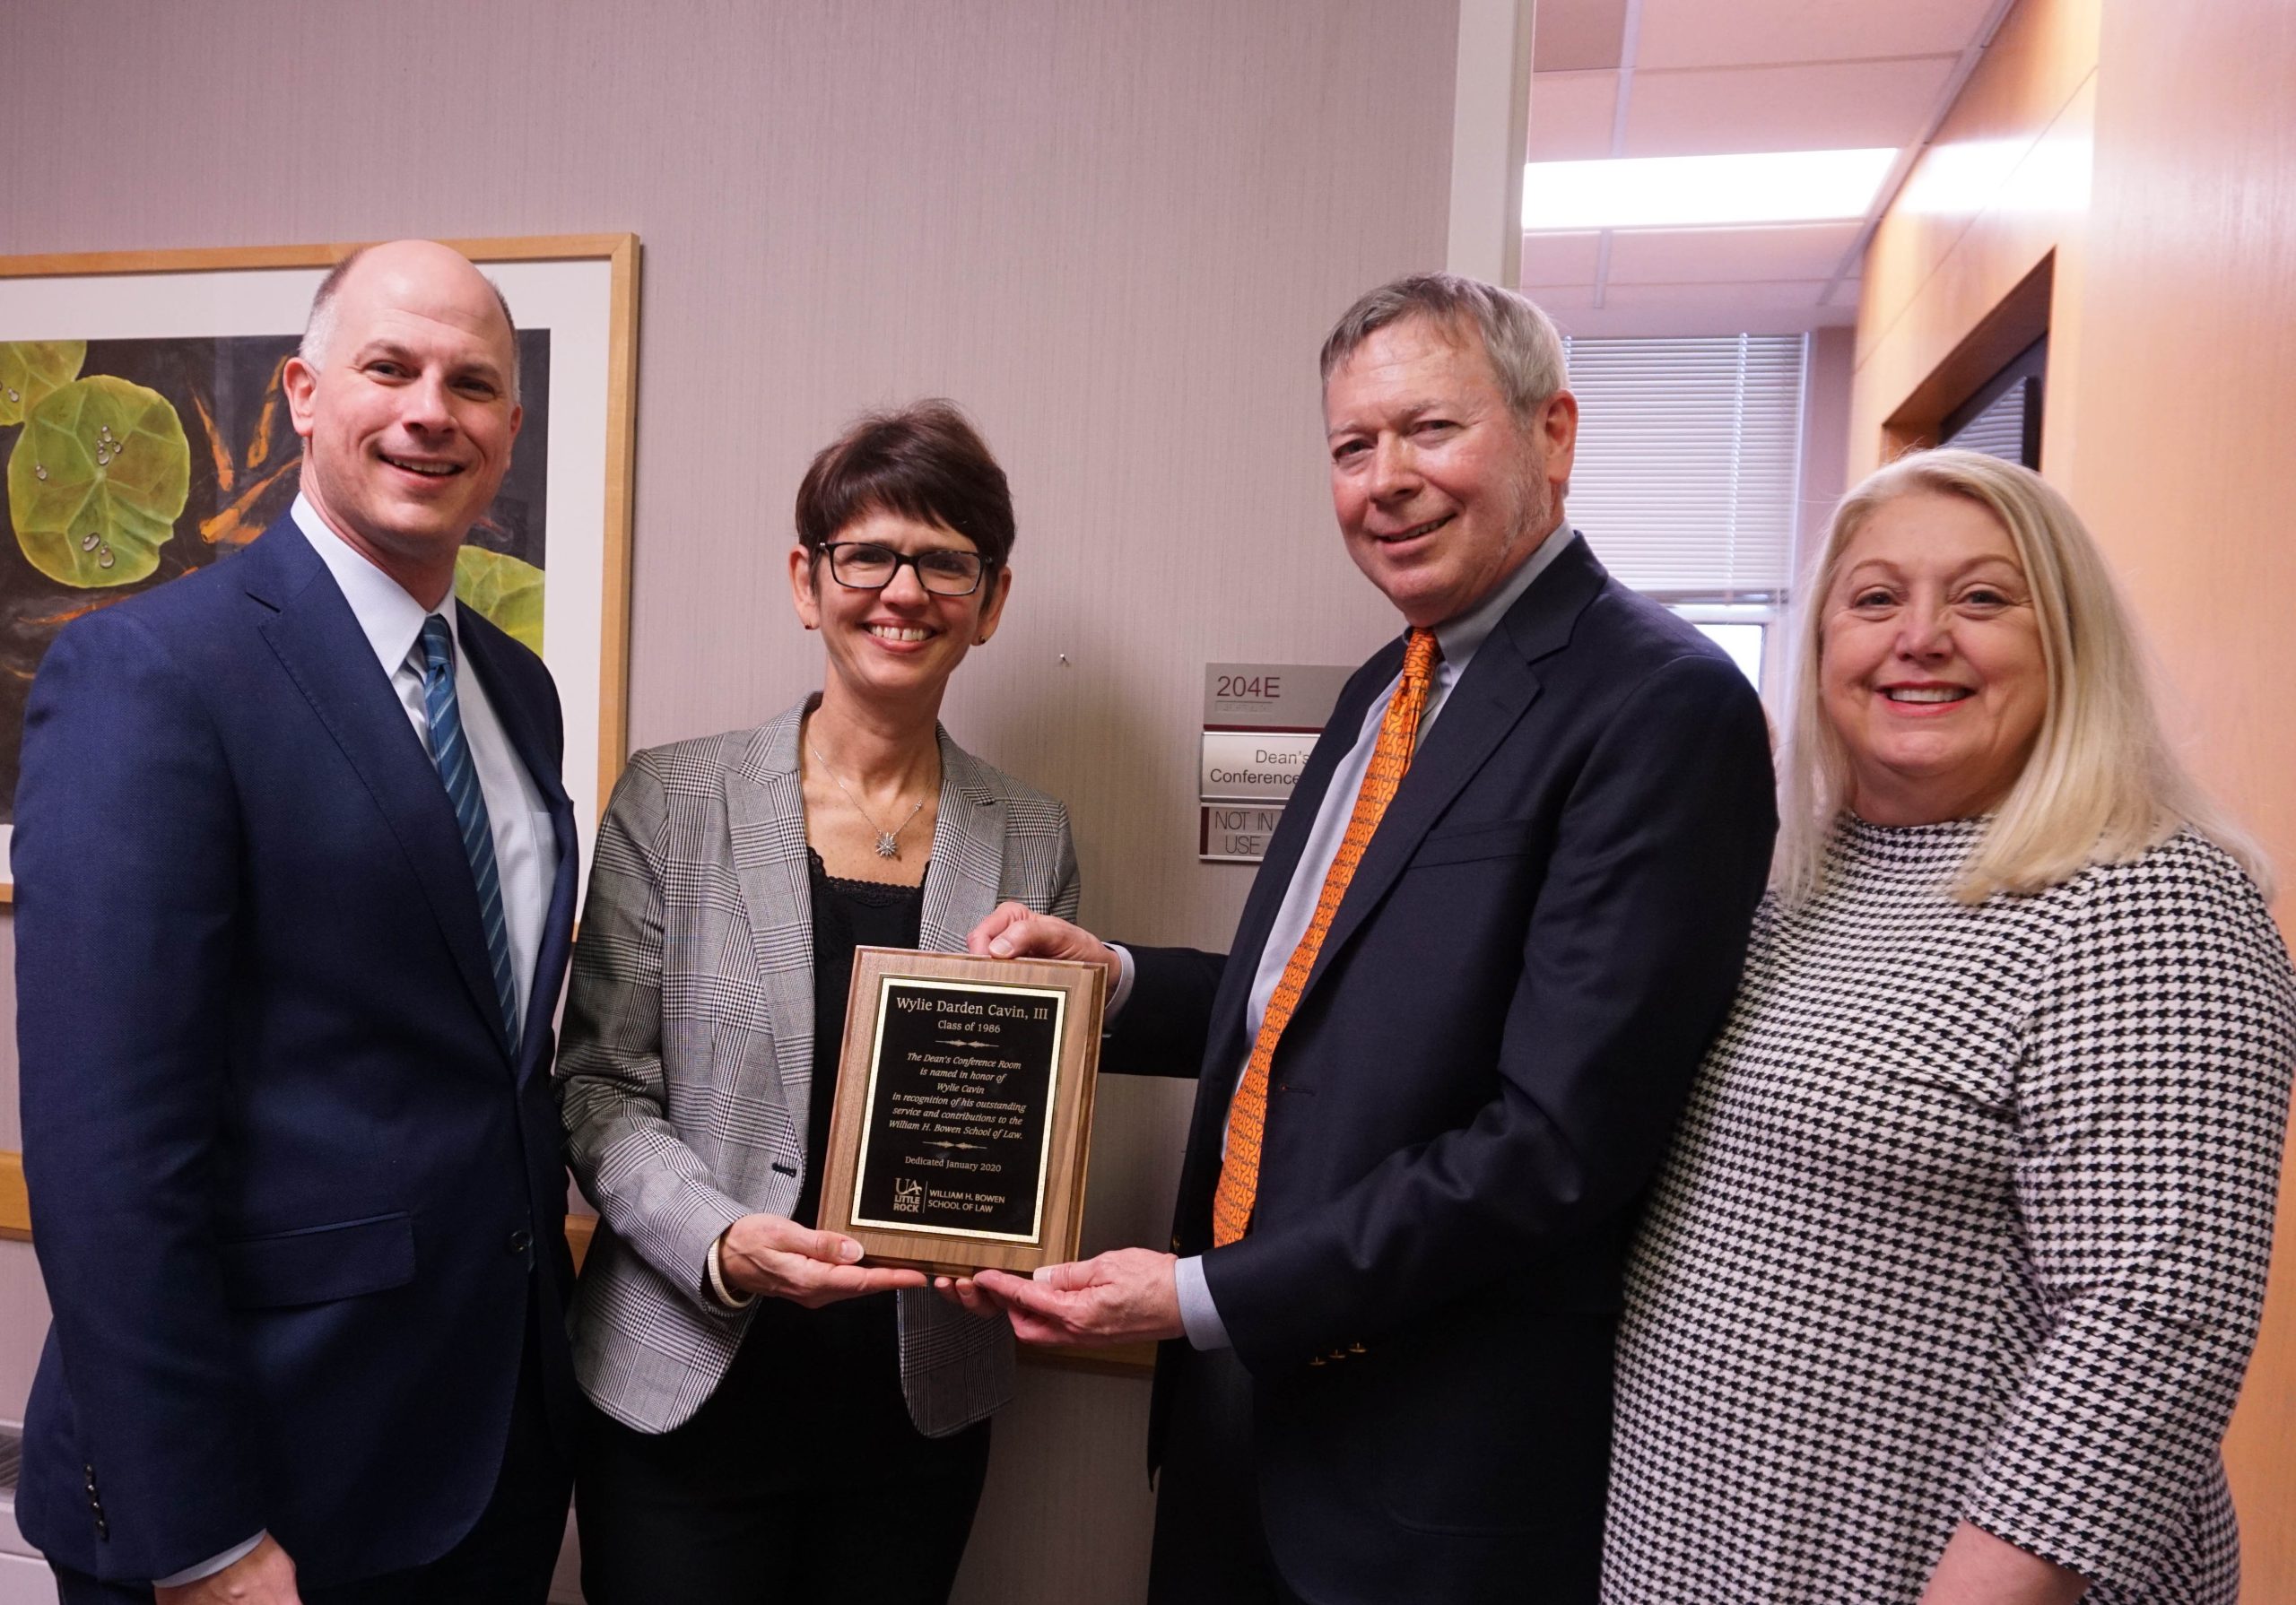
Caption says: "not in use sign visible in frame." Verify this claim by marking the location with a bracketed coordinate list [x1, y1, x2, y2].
[1202, 804, 1285, 863]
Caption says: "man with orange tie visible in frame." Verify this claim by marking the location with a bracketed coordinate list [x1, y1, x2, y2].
[961, 273, 1776, 1603]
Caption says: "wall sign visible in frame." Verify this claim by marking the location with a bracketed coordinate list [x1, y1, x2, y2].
[1199, 663, 1352, 863]
[1200, 804, 1285, 863]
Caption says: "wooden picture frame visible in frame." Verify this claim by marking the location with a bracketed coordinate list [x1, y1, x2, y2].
[817, 948, 1106, 1276]
[0, 233, 640, 898]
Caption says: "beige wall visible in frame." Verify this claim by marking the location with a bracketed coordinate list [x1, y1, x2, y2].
[1848, 0, 2296, 1577]
[2073, 0, 2296, 1577]
[0, 4, 1462, 1601]
[1848, 0, 2098, 478]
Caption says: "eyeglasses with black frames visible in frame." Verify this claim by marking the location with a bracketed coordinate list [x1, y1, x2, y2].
[819, 542, 992, 595]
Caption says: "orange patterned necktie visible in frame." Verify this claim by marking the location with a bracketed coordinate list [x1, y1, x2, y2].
[1211, 628, 1441, 1247]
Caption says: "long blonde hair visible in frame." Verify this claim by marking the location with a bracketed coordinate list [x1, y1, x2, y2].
[1775, 449, 2268, 904]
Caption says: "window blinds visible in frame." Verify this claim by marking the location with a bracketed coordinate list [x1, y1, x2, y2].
[1943, 376, 2035, 467]
[1559, 334, 1806, 603]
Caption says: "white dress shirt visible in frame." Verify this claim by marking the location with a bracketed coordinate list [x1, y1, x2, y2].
[293, 494, 557, 1033]
[1134, 525, 1578, 1350]
[154, 502, 561, 1589]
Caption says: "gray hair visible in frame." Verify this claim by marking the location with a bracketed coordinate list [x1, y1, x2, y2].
[1320, 273, 1569, 421]
[298, 246, 522, 403]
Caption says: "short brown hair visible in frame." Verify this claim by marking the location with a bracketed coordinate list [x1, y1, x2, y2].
[794, 399, 1015, 566]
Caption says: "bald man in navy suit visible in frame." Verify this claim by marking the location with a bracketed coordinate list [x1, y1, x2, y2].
[18, 241, 579, 1604]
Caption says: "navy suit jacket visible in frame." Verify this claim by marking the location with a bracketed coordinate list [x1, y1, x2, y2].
[1107, 536, 1777, 1603]
[13, 514, 579, 1586]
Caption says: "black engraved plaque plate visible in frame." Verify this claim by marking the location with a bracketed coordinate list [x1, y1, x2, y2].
[850, 978, 1065, 1240]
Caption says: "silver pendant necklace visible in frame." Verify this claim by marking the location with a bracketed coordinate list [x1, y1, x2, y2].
[810, 743, 927, 859]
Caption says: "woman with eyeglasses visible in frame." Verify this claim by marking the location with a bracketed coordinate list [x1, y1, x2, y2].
[558, 400, 1077, 1603]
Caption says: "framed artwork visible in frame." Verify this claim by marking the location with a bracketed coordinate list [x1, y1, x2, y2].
[0, 234, 639, 898]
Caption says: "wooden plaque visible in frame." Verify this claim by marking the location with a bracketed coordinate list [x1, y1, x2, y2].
[817, 948, 1106, 1276]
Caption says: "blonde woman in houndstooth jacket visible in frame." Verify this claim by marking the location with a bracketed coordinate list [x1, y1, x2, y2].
[558, 401, 1079, 1604]
[1605, 450, 2295, 1605]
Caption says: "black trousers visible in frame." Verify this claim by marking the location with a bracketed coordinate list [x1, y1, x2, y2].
[574, 1293, 991, 1605]
[51, 1303, 570, 1605]
[1147, 1346, 1309, 1605]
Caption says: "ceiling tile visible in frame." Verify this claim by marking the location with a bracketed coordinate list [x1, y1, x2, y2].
[1622, 58, 1956, 156]
[1534, 0, 1630, 72]
[1605, 222, 1865, 284]
[1553, 299, 1857, 337]
[1521, 230, 1605, 284]
[1521, 284, 1605, 312]
[1528, 72, 1621, 160]
[1599, 279, 1840, 312]
[1633, 0, 2002, 70]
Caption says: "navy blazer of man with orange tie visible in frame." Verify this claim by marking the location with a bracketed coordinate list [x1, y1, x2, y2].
[961, 275, 1777, 1604]
[16, 241, 579, 1605]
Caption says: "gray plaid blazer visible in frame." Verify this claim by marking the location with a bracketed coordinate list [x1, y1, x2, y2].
[558, 697, 1080, 1436]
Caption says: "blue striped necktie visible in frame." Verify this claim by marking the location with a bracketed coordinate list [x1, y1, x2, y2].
[418, 614, 521, 1058]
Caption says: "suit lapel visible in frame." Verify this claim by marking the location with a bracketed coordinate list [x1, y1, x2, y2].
[459, 617, 572, 816]
[723, 705, 822, 1115]
[920, 733, 1006, 957]
[1303, 536, 1607, 1002]
[458, 616, 579, 1077]
[1175, 681, 1386, 1211]
[718, 707, 1004, 1130]
[1201, 652, 1395, 1070]
[244, 521, 508, 1054]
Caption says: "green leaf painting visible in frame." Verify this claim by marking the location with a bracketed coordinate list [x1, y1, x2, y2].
[455, 543, 545, 652]
[7, 375, 192, 587]
[0, 341, 88, 427]
[0, 327, 550, 831]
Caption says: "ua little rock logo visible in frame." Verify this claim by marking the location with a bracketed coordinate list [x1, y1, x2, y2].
[892, 1177, 924, 1214]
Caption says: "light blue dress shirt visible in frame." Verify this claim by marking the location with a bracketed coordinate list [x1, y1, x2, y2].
[292, 494, 557, 1031]
[1111, 525, 1578, 1351]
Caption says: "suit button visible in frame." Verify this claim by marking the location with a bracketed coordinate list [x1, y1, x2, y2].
[508, 1228, 533, 1255]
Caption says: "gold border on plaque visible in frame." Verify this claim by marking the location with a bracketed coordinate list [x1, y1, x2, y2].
[848, 976, 1068, 1243]
[818, 948, 1104, 1276]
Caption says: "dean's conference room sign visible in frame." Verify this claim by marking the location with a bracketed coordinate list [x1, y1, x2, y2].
[1200, 663, 1352, 863]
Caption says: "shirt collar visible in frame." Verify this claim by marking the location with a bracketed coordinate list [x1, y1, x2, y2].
[291, 491, 462, 679]
[1431, 521, 1575, 675]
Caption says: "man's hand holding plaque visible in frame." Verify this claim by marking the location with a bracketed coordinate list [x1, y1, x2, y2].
[971, 902, 1124, 976]
[928, 903, 1186, 1349]
[942, 1248, 1186, 1348]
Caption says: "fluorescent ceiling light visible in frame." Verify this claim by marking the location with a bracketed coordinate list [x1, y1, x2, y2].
[1524, 148, 1899, 231]
[1899, 134, 2090, 218]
